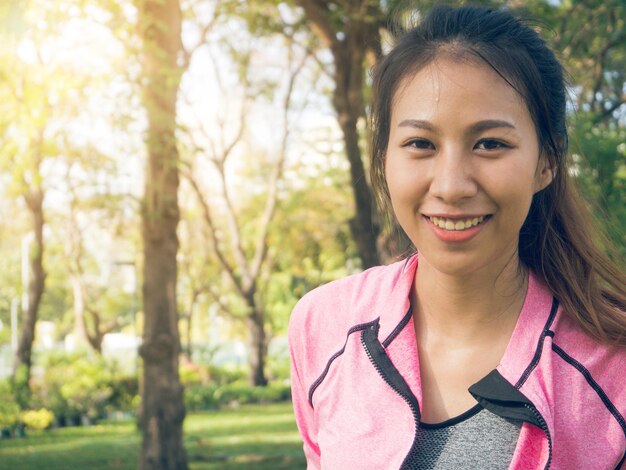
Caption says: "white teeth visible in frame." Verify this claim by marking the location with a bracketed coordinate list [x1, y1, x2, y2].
[428, 215, 485, 231]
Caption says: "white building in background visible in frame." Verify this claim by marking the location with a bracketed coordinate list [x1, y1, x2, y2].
[37, 321, 56, 350]
[101, 332, 141, 373]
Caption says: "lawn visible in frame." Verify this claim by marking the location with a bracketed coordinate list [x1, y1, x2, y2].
[0, 402, 306, 470]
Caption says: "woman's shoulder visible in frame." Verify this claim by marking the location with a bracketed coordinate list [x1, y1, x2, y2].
[294, 257, 409, 313]
[288, 256, 412, 342]
[550, 302, 626, 409]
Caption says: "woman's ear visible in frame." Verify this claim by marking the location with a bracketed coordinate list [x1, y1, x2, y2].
[534, 154, 555, 193]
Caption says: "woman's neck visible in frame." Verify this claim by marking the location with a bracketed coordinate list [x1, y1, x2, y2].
[413, 256, 528, 347]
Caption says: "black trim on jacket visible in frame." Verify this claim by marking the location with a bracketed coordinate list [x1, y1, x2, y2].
[361, 321, 423, 470]
[469, 370, 543, 427]
[383, 306, 413, 347]
[515, 297, 559, 388]
[552, 342, 626, 438]
[418, 404, 482, 429]
[307, 318, 379, 407]
[469, 370, 553, 470]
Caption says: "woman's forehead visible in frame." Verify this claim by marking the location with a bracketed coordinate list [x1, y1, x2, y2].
[390, 58, 531, 129]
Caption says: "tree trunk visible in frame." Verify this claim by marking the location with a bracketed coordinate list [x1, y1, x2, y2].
[295, 0, 383, 268]
[136, 0, 187, 469]
[333, 41, 380, 268]
[246, 305, 268, 387]
[13, 188, 46, 402]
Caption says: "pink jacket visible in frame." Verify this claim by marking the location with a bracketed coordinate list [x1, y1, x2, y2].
[289, 255, 626, 469]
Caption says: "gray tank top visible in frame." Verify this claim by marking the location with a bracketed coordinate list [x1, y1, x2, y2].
[411, 405, 522, 469]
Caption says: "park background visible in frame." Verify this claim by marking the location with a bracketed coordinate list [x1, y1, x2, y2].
[0, 0, 624, 469]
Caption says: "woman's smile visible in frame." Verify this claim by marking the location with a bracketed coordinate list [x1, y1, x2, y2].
[424, 215, 489, 231]
[423, 214, 492, 243]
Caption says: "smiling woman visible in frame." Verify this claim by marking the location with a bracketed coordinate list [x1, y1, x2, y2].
[385, 58, 552, 277]
[289, 5, 626, 470]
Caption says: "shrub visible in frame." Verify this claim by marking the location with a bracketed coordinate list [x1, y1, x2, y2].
[0, 381, 21, 429]
[183, 381, 291, 411]
[266, 355, 290, 382]
[20, 409, 54, 431]
[214, 381, 292, 406]
[184, 384, 219, 411]
[11, 365, 30, 409]
[257, 382, 291, 402]
[33, 352, 113, 423]
[179, 359, 208, 386]
[206, 364, 247, 385]
[214, 382, 256, 405]
[106, 376, 139, 415]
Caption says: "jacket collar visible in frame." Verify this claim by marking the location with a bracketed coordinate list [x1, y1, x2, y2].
[378, 254, 558, 388]
[376, 254, 418, 344]
[496, 274, 558, 387]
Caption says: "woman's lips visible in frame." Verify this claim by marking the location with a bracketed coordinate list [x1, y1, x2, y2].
[423, 214, 491, 242]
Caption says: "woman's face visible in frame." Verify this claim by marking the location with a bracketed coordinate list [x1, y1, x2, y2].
[385, 58, 552, 278]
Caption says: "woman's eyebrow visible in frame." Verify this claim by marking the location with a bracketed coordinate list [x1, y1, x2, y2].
[397, 118, 516, 134]
[468, 119, 516, 134]
[397, 119, 435, 131]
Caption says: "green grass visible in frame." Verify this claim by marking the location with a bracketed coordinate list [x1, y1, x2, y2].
[0, 402, 306, 470]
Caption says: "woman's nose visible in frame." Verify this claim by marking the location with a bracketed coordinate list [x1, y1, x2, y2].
[429, 149, 478, 203]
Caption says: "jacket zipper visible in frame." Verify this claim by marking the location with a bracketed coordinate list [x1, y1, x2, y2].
[360, 323, 423, 469]
[524, 403, 553, 470]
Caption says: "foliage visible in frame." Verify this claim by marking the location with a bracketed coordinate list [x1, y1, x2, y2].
[31, 352, 114, 422]
[106, 375, 139, 415]
[20, 408, 54, 431]
[179, 357, 210, 385]
[523, 0, 626, 257]
[1, 380, 54, 434]
[212, 381, 291, 406]
[181, 359, 290, 411]
[0, 381, 21, 429]
[569, 112, 626, 255]
[180, 358, 248, 386]
[206, 364, 248, 385]
[266, 352, 290, 381]
[11, 364, 31, 409]
[184, 384, 220, 411]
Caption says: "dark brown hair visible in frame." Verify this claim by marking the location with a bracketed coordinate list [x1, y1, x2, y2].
[370, 5, 626, 345]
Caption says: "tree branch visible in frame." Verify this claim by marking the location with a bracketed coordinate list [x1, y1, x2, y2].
[589, 29, 625, 111]
[250, 46, 308, 281]
[295, 0, 339, 50]
[180, 4, 221, 70]
[181, 164, 246, 297]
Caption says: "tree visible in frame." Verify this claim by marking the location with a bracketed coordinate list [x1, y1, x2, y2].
[0, 0, 72, 400]
[66, 186, 131, 353]
[293, 0, 385, 268]
[523, 0, 626, 253]
[181, 31, 308, 385]
[135, 0, 187, 468]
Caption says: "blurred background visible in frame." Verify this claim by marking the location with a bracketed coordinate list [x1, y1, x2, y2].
[0, 0, 623, 469]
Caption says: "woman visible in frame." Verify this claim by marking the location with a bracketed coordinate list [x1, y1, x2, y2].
[289, 5, 626, 470]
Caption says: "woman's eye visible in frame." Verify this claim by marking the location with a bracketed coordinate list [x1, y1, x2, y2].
[475, 139, 509, 151]
[403, 139, 434, 150]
